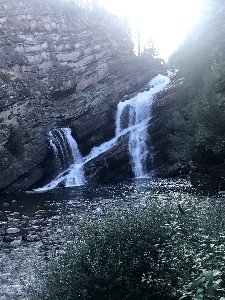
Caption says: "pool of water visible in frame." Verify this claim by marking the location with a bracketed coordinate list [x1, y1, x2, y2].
[0, 177, 216, 299]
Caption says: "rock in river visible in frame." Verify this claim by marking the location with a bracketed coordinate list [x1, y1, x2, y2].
[6, 228, 21, 234]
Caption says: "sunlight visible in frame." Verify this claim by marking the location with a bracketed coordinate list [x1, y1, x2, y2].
[99, 0, 204, 59]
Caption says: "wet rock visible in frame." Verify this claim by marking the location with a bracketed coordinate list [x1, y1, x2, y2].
[100, 199, 112, 205]
[27, 230, 37, 235]
[51, 215, 61, 221]
[9, 212, 20, 218]
[3, 236, 14, 243]
[23, 233, 41, 242]
[218, 190, 225, 196]
[4, 284, 23, 296]
[0, 221, 7, 225]
[30, 220, 39, 225]
[10, 239, 22, 247]
[84, 134, 132, 183]
[6, 228, 20, 234]
[95, 207, 103, 215]
[34, 241, 44, 248]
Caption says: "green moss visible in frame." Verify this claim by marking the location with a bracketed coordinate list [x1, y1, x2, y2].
[29, 195, 225, 300]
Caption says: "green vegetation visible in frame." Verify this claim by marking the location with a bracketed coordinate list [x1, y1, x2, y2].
[30, 195, 225, 299]
[165, 0, 225, 169]
[6, 125, 25, 157]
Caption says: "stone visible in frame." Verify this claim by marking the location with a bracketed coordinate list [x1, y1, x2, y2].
[0, 221, 7, 225]
[6, 228, 20, 234]
[95, 207, 103, 215]
[9, 212, 20, 217]
[10, 239, 22, 247]
[5, 285, 23, 296]
[51, 215, 61, 221]
[3, 236, 14, 243]
[84, 134, 132, 183]
[23, 233, 41, 242]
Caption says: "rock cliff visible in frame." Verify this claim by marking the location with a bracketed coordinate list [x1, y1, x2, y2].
[84, 134, 132, 183]
[0, 0, 155, 191]
[149, 76, 187, 177]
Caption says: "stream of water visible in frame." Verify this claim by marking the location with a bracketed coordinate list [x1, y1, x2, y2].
[0, 177, 222, 299]
[35, 74, 170, 192]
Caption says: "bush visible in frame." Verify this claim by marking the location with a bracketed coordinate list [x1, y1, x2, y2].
[30, 195, 225, 299]
[167, 1, 225, 167]
[6, 126, 25, 157]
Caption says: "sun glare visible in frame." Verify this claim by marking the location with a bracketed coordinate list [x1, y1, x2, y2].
[99, 0, 204, 59]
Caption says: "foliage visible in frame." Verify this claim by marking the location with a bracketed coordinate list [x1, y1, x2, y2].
[139, 39, 164, 69]
[5, 125, 25, 157]
[166, 0, 225, 167]
[30, 195, 225, 300]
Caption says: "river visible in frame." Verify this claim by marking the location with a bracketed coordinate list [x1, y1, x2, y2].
[0, 177, 198, 299]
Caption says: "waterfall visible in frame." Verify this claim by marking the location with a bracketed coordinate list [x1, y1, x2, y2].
[116, 74, 170, 177]
[48, 128, 81, 172]
[34, 128, 85, 192]
[34, 74, 170, 192]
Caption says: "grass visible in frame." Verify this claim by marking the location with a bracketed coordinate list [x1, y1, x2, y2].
[29, 193, 225, 299]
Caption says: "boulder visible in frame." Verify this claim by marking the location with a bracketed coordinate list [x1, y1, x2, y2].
[84, 134, 133, 183]
[6, 228, 20, 234]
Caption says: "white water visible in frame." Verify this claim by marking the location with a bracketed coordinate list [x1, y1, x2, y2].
[34, 128, 85, 192]
[34, 74, 170, 192]
[116, 74, 171, 177]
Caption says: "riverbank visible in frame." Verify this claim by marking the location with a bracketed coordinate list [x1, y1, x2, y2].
[0, 178, 220, 299]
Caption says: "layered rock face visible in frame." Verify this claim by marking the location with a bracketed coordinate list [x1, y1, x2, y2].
[0, 0, 154, 191]
[149, 77, 186, 177]
[84, 134, 132, 183]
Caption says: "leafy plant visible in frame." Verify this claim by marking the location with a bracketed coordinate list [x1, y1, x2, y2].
[180, 269, 223, 299]
[29, 194, 225, 300]
[164, 0, 225, 168]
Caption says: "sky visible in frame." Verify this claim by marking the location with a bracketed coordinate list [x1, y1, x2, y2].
[98, 0, 204, 59]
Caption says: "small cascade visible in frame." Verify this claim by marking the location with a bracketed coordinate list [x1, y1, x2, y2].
[35, 74, 170, 192]
[48, 128, 81, 172]
[116, 74, 171, 177]
[34, 128, 85, 192]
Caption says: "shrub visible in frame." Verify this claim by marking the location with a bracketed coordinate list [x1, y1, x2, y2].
[30, 195, 225, 299]
[6, 126, 25, 157]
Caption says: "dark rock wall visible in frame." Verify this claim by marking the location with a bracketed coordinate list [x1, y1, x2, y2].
[84, 134, 132, 183]
[0, 0, 153, 191]
[149, 78, 187, 177]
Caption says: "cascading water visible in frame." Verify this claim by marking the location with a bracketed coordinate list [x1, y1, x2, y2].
[48, 128, 81, 172]
[116, 74, 171, 177]
[34, 74, 170, 192]
[34, 128, 85, 191]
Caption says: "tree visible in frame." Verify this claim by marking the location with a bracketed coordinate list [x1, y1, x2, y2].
[166, 0, 225, 168]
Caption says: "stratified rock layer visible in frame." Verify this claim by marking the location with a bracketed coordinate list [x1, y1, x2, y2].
[0, 0, 154, 191]
[84, 134, 132, 183]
